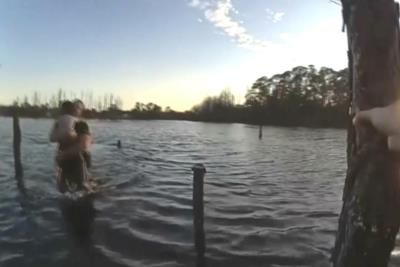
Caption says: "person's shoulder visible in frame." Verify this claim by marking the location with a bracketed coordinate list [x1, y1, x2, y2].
[64, 114, 77, 119]
[59, 115, 77, 122]
[56, 115, 77, 130]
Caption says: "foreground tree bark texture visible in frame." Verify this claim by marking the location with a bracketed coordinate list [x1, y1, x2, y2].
[332, 0, 400, 266]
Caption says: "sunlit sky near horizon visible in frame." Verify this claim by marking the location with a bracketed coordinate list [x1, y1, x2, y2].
[0, 0, 347, 111]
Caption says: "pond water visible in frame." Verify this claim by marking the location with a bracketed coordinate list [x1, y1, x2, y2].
[1, 118, 398, 266]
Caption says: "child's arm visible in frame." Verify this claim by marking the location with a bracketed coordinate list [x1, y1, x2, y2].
[50, 125, 77, 143]
[64, 130, 78, 143]
[56, 134, 92, 161]
[78, 134, 92, 151]
[50, 116, 77, 143]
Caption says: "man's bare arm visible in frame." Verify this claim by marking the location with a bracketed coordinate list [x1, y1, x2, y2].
[57, 135, 91, 160]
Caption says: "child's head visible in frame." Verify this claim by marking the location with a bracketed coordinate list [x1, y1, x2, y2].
[61, 101, 75, 115]
[74, 121, 90, 135]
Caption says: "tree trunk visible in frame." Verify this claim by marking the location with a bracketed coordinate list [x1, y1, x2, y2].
[332, 1, 400, 266]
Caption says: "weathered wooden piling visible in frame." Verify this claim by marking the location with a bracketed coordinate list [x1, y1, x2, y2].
[332, 0, 400, 266]
[258, 125, 263, 140]
[192, 163, 206, 267]
[13, 114, 23, 178]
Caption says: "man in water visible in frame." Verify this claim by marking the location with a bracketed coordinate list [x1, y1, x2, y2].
[50, 100, 92, 192]
[57, 120, 93, 192]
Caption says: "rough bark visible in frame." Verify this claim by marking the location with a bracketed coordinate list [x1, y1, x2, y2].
[332, 0, 400, 266]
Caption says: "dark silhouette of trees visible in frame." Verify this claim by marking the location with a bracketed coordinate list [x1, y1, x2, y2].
[189, 65, 349, 127]
[242, 65, 349, 127]
[0, 65, 350, 127]
[128, 102, 163, 119]
[191, 89, 248, 123]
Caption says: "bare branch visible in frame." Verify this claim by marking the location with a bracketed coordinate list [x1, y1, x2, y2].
[329, 0, 342, 6]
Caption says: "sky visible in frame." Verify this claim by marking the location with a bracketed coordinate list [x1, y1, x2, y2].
[0, 0, 347, 111]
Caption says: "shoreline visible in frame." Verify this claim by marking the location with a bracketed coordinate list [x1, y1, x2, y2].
[0, 115, 347, 130]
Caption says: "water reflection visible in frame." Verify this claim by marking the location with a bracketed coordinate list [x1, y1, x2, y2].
[60, 195, 97, 245]
[196, 250, 205, 267]
[15, 173, 27, 197]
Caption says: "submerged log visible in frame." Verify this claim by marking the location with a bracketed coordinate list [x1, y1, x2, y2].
[332, 0, 400, 266]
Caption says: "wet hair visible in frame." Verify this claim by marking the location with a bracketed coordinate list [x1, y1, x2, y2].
[74, 121, 90, 135]
[61, 101, 75, 115]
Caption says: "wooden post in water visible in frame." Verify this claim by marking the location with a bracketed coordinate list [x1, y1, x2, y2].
[13, 114, 23, 178]
[332, 0, 400, 266]
[258, 125, 263, 140]
[192, 164, 206, 267]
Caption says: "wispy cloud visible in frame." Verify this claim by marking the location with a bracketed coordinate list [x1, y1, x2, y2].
[189, 0, 211, 9]
[189, 0, 272, 51]
[266, 8, 285, 23]
[189, 0, 200, 6]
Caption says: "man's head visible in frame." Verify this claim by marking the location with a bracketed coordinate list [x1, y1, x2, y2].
[73, 99, 85, 117]
[61, 101, 75, 115]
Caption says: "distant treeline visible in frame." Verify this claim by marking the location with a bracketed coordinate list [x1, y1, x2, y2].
[0, 65, 349, 128]
[192, 65, 349, 128]
[0, 89, 193, 120]
[0, 100, 193, 121]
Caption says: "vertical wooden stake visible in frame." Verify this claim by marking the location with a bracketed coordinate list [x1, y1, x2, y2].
[192, 164, 206, 267]
[13, 114, 23, 178]
[258, 125, 263, 140]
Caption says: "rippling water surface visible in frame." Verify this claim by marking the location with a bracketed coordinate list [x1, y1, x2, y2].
[0, 117, 393, 267]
